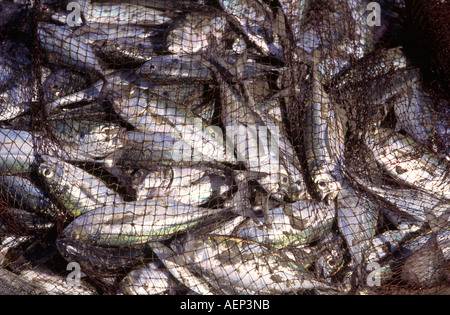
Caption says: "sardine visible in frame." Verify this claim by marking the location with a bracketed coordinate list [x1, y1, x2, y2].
[150, 241, 216, 295]
[170, 234, 340, 294]
[38, 22, 106, 78]
[165, 11, 227, 55]
[336, 181, 379, 270]
[0, 175, 59, 218]
[364, 127, 450, 199]
[60, 197, 229, 246]
[81, 2, 175, 26]
[304, 60, 345, 203]
[56, 239, 148, 276]
[0, 129, 37, 174]
[38, 155, 124, 217]
[230, 198, 335, 249]
[42, 68, 89, 103]
[132, 166, 232, 206]
[119, 261, 172, 295]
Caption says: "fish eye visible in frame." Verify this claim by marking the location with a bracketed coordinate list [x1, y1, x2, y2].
[41, 167, 53, 178]
[317, 181, 326, 188]
[282, 176, 288, 184]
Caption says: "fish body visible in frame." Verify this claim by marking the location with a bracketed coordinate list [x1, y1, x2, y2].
[38, 155, 124, 217]
[304, 62, 345, 202]
[170, 234, 340, 294]
[61, 197, 228, 246]
[364, 127, 450, 200]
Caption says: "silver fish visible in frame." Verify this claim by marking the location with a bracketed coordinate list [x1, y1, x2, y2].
[38, 22, 106, 78]
[304, 59, 346, 203]
[38, 155, 124, 217]
[364, 127, 450, 200]
[61, 197, 229, 246]
[131, 166, 232, 206]
[0, 129, 38, 174]
[336, 181, 379, 270]
[165, 11, 227, 55]
[170, 234, 340, 294]
[119, 261, 172, 295]
[150, 241, 216, 295]
[0, 175, 59, 218]
[229, 198, 335, 249]
[56, 239, 147, 276]
[81, 2, 174, 26]
[217, 0, 282, 59]
[42, 68, 89, 103]
[19, 265, 97, 295]
[47, 116, 126, 161]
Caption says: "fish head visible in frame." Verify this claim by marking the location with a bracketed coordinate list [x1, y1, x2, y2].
[313, 173, 341, 204]
[37, 155, 69, 191]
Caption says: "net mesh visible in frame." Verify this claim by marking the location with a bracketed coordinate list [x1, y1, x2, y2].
[0, 0, 448, 295]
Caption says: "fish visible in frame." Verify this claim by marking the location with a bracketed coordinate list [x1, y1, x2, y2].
[109, 83, 230, 164]
[0, 175, 60, 218]
[336, 181, 379, 272]
[304, 59, 346, 203]
[218, 72, 304, 201]
[56, 239, 148, 276]
[131, 165, 232, 206]
[93, 36, 162, 64]
[60, 197, 230, 246]
[351, 175, 449, 231]
[42, 68, 89, 103]
[119, 261, 172, 295]
[47, 116, 126, 162]
[217, 0, 283, 59]
[150, 241, 216, 295]
[170, 233, 341, 294]
[364, 127, 450, 200]
[38, 155, 124, 217]
[229, 198, 336, 249]
[0, 129, 39, 175]
[165, 11, 228, 55]
[81, 2, 175, 26]
[37, 22, 107, 78]
[0, 267, 48, 295]
[19, 265, 97, 295]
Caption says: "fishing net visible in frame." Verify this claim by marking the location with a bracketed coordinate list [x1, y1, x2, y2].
[0, 0, 448, 295]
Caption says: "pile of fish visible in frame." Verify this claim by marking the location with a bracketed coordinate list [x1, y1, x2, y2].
[0, 0, 449, 295]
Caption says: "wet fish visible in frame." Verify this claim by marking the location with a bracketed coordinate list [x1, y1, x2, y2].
[229, 198, 335, 249]
[131, 165, 232, 206]
[81, 2, 175, 26]
[42, 68, 89, 103]
[38, 155, 124, 217]
[56, 239, 148, 276]
[217, 0, 283, 59]
[165, 11, 227, 55]
[170, 234, 340, 294]
[60, 197, 229, 246]
[336, 181, 379, 272]
[304, 60, 346, 203]
[0, 129, 38, 174]
[364, 127, 450, 200]
[38, 22, 107, 78]
[119, 261, 172, 295]
[150, 241, 216, 295]
[0, 175, 59, 218]
[47, 116, 126, 161]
